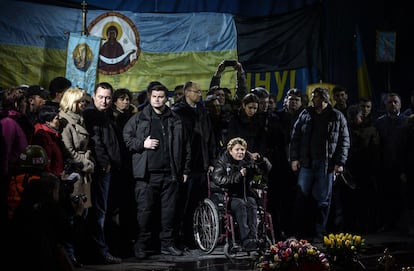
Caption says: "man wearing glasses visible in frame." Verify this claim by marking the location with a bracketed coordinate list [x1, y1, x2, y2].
[172, 81, 216, 249]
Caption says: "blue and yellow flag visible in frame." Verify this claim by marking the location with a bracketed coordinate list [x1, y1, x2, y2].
[0, 1, 237, 92]
[66, 33, 101, 94]
[356, 26, 372, 99]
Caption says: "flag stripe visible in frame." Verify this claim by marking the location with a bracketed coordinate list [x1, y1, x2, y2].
[0, 44, 66, 85]
[0, 1, 236, 52]
[97, 50, 238, 91]
[356, 26, 372, 99]
[0, 43, 237, 91]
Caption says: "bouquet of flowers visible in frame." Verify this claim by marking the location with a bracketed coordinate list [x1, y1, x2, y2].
[257, 238, 330, 271]
[323, 233, 366, 269]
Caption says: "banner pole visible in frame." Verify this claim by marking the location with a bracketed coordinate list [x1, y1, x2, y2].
[81, 1, 88, 35]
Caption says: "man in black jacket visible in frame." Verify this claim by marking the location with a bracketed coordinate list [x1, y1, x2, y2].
[123, 84, 190, 259]
[172, 81, 216, 249]
[83, 82, 122, 264]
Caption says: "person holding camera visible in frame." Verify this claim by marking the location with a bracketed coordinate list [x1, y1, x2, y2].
[206, 60, 248, 156]
[211, 137, 272, 251]
[209, 59, 248, 111]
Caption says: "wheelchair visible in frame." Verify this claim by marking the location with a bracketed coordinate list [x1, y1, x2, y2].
[192, 174, 275, 258]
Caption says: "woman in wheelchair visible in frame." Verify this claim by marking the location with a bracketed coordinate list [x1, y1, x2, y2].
[211, 137, 272, 251]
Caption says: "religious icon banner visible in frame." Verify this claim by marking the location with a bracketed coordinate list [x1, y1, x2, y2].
[66, 33, 101, 95]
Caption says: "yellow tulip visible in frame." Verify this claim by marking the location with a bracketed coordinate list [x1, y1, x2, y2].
[324, 236, 331, 245]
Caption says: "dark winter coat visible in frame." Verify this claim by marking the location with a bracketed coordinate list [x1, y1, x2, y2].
[289, 104, 350, 169]
[83, 104, 121, 172]
[123, 104, 190, 180]
[172, 99, 216, 170]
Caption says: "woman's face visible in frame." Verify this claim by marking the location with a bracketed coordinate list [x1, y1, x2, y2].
[115, 95, 130, 112]
[47, 115, 60, 129]
[76, 96, 89, 112]
[229, 143, 246, 161]
[242, 102, 258, 117]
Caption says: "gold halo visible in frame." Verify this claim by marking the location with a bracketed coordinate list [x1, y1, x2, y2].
[102, 21, 123, 41]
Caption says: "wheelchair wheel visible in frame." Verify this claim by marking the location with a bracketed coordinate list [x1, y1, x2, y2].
[257, 209, 276, 252]
[193, 198, 220, 254]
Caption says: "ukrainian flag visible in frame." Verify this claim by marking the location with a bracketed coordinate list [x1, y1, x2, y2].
[0, 1, 238, 92]
[356, 25, 372, 99]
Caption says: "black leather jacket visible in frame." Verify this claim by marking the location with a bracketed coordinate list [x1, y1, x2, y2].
[211, 152, 272, 199]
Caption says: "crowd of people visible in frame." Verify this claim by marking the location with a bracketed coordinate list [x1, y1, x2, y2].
[1, 61, 414, 270]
